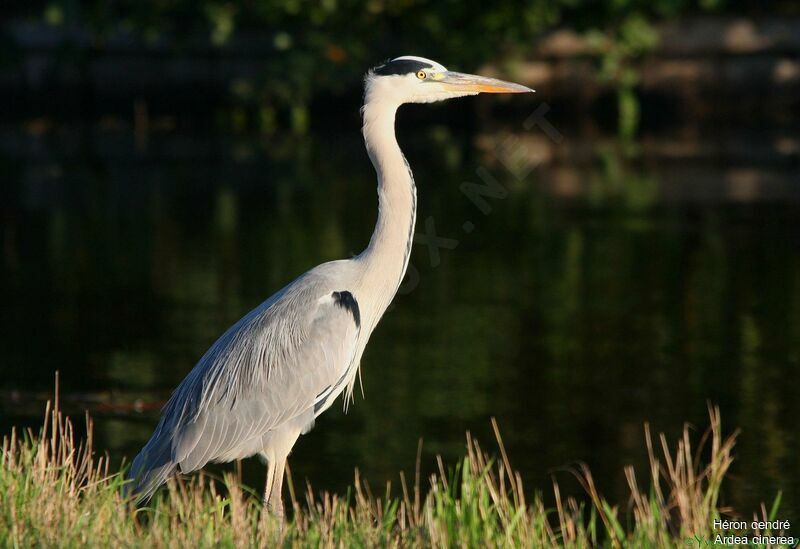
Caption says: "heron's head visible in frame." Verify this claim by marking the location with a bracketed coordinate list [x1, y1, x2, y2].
[365, 56, 533, 106]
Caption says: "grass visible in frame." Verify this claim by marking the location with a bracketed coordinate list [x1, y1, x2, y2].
[0, 388, 792, 548]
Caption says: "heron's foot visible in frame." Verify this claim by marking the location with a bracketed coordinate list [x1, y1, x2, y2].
[262, 493, 284, 521]
[258, 499, 285, 538]
[267, 500, 285, 520]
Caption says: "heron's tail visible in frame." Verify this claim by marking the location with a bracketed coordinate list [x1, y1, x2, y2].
[127, 429, 178, 504]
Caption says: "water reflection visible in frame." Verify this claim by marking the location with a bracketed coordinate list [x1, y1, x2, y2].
[1, 122, 798, 522]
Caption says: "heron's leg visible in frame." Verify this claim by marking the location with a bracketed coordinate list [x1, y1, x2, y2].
[261, 456, 287, 519]
[262, 459, 276, 509]
[266, 456, 287, 518]
[261, 423, 303, 519]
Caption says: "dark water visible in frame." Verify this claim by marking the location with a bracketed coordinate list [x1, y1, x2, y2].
[1, 113, 799, 524]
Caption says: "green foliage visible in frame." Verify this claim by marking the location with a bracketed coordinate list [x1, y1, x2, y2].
[1, 398, 790, 547]
[588, 13, 660, 138]
[27, 0, 726, 133]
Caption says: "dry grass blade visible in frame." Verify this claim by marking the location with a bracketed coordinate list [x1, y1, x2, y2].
[0, 385, 775, 548]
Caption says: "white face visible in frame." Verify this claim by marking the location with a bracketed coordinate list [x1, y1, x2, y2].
[365, 56, 533, 105]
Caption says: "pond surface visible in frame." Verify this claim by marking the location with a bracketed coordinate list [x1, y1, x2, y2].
[1, 109, 799, 523]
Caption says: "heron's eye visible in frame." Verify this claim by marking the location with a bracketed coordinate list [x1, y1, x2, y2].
[416, 70, 427, 80]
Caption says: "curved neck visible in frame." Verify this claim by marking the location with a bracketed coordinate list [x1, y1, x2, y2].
[356, 99, 417, 324]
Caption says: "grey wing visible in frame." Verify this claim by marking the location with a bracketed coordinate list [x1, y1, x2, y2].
[129, 271, 361, 501]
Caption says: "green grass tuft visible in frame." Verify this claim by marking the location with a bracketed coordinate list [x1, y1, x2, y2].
[0, 395, 791, 547]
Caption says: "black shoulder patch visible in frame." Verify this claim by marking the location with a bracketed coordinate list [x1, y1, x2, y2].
[373, 58, 433, 76]
[332, 291, 361, 328]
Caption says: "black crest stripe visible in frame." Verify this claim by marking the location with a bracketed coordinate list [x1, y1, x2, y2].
[373, 59, 433, 76]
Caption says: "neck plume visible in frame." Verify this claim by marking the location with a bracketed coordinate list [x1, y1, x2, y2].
[356, 97, 417, 324]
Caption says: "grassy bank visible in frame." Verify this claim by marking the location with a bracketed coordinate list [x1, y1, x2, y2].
[0, 395, 790, 548]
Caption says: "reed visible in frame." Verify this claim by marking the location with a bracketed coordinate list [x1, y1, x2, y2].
[0, 389, 788, 548]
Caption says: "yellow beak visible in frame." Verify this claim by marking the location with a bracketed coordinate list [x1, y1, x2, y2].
[437, 71, 534, 94]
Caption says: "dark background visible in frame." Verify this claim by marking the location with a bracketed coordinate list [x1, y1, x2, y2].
[1, 0, 799, 527]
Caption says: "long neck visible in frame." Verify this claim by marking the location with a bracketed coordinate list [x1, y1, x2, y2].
[356, 98, 417, 327]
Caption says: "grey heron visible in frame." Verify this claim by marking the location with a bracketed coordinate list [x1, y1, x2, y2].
[129, 56, 532, 516]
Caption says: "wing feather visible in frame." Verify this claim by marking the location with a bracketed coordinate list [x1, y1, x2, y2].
[130, 265, 361, 499]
